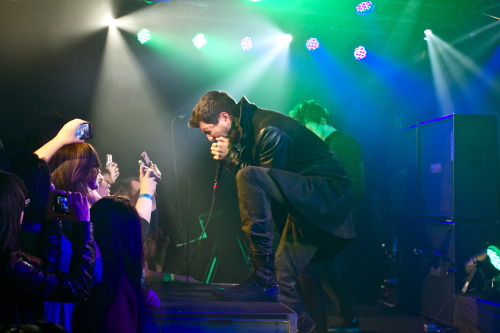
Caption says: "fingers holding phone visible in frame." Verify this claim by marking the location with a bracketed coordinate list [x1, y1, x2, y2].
[54, 119, 89, 145]
[67, 192, 90, 222]
[105, 154, 120, 184]
[74, 122, 93, 140]
[140, 151, 161, 181]
[46, 190, 89, 222]
[139, 165, 157, 196]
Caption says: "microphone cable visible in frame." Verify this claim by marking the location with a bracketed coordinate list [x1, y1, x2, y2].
[171, 114, 222, 289]
[185, 161, 223, 288]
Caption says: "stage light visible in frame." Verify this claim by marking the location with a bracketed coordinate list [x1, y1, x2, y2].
[241, 37, 253, 51]
[356, 1, 374, 16]
[105, 17, 117, 28]
[354, 46, 367, 60]
[424, 29, 432, 40]
[487, 246, 500, 271]
[137, 29, 152, 44]
[305, 38, 320, 51]
[279, 34, 293, 45]
[462, 245, 500, 294]
[193, 33, 208, 49]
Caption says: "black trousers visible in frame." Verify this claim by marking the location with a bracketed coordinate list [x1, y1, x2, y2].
[235, 166, 351, 332]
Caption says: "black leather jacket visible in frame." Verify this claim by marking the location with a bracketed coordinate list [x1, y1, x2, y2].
[222, 97, 355, 239]
[0, 219, 95, 326]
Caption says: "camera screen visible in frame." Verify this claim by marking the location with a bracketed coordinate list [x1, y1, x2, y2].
[75, 123, 92, 140]
[54, 195, 69, 214]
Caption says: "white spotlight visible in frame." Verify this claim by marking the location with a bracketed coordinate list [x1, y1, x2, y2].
[424, 29, 432, 40]
[279, 34, 293, 45]
[105, 17, 117, 28]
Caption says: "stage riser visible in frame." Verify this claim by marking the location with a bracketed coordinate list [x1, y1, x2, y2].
[153, 318, 292, 332]
[149, 282, 297, 333]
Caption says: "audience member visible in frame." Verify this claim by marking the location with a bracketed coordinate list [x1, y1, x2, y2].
[0, 171, 95, 327]
[10, 153, 53, 256]
[72, 196, 159, 333]
[35, 121, 102, 332]
[114, 168, 197, 283]
[102, 160, 120, 186]
[95, 172, 111, 199]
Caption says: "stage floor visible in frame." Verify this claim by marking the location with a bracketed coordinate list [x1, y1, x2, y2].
[149, 282, 297, 332]
[148, 282, 500, 333]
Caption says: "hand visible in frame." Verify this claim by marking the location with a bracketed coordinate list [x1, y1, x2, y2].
[45, 190, 69, 221]
[34, 119, 89, 163]
[54, 119, 88, 145]
[144, 289, 161, 308]
[104, 162, 120, 184]
[148, 161, 161, 181]
[211, 137, 231, 160]
[139, 165, 157, 196]
[67, 191, 90, 222]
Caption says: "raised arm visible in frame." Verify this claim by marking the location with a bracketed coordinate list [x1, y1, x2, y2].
[34, 119, 87, 163]
[135, 165, 158, 224]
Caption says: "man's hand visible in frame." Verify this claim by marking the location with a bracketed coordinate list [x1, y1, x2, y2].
[211, 137, 231, 160]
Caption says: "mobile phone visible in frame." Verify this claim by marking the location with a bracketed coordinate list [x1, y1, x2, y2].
[106, 154, 113, 166]
[141, 151, 151, 166]
[53, 194, 69, 215]
[75, 123, 94, 140]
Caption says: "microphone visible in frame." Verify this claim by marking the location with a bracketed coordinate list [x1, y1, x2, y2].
[213, 162, 223, 190]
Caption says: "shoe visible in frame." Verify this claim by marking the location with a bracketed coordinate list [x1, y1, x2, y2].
[212, 252, 280, 302]
[327, 317, 362, 332]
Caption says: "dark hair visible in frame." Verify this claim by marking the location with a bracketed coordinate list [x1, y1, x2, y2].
[289, 100, 329, 125]
[188, 91, 237, 128]
[10, 153, 51, 223]
[113, 176, 140, 203]
[49, 143, 101, 197]
[90, 196, 143, 287]
[0, 171, 28, 256]
[76, 196, 147, 332]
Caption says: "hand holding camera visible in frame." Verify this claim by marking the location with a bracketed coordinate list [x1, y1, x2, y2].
[56, 119, 92, 143]
[47, 190, 90, 222]
[139, 165, 158, 198]
[139, 151, 161, 181]
[105, 154, 120, 184]
[34, 119, 93, 164]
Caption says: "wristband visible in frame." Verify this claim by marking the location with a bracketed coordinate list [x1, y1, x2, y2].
[138, 193, 153, 201]
[163, 273, 174, 283]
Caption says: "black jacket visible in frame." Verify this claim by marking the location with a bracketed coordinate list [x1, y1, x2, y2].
[0, 219, 95, 326]
[222, 97, 356, 240]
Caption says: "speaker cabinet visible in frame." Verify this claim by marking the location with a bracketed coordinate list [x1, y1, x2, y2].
[417, 114, 498, 221]
[419, 221, 499, 327]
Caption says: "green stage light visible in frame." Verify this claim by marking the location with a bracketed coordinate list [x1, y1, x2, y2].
[193, 33, 208, 49]
[137, 29, 152, 44]
[487, 245, 500, 271]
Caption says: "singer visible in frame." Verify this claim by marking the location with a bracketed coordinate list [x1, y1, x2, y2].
[189, 91, 355, 333]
